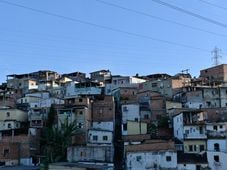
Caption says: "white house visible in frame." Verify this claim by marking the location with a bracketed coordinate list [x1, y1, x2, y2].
[125, 141, 177, 170]
[206, 122, 227, 170]
[173, 110, 207, 141]
[87, 129, 113, 145]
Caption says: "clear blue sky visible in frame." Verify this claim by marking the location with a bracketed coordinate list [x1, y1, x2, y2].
[1, 0, 227, 83]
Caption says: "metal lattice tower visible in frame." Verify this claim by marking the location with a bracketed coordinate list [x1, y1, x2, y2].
[212, 46, 222, 66]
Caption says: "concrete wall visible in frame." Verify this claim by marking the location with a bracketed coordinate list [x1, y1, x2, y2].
[173, 113, 184, 141]
[0, 109, 27, 122]
[122, 104, 140, 123]
[92, 96, 115, 122]
[183, 140, 206, 153]
[207, 151, 227, 170]
[178, 164, 208, 170]
[126, 121, 147, 135]
[126, 151, 177, 170]
[67, 146, 114, 162]
[92, 121, 113, 131]
[183, 125, 207, 139]
[88, 130, 113, 144]
[207, 139, 227, 152]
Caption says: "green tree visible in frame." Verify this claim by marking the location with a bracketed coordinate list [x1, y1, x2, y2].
[40, 118, 78, 169]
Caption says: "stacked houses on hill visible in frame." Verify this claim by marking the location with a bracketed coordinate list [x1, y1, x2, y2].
[1, 65, 227, 169]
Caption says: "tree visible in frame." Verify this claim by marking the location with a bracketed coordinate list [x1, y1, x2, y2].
[46, 105, 56, 128]
[40, 117, 78, 169]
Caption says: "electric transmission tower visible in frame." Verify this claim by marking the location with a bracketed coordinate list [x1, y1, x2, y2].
[212, 46, 222, 66]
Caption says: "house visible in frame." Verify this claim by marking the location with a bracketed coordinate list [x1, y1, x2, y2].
[206, 122, 227, 170]
[200, 64, 227, 85]
[87, 129, 113, 145]
[124, 140, 177, 170]
[139, 74, 191, 98]
[65, 81, 102, 97]
[58, 97, 92, 144]
[92, 96, 115, 122]
[173, 110, 207, 155]
[112, 75, 146, 88]
[62, 71, 86, 82]
[90, 70, 112, 85]
[67, 145, 114, 163]
[0, 108, 28, 131]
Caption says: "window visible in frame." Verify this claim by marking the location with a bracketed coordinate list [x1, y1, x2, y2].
[194, 145, 197, 152]
[207, 101, 211, 107]
[152, 83, 157, 87]
[123, 106, 128, 111]
[93, 135, 98, 141]
[80, 151, 86, 157]
[189, 145, 193, 152]
[7, 123, 11, 129]
[220, 125, 223, 129]
[214, 143, 220, 151]
[79, 98, 83, 102]
[6, 112, 10, 117]
[144, 114, 149, 119]
[79, 111, 83, 115]
[166, 156, 171, 162]
[78, 123, 82, 128]
[3, 149, 9, 157]
[214, 155, 219, 162]
[103, 136, 108, 141]
[199, 126, 203, 134]
[136, 156, 142, 161]
[123, 123, 127, 131]
[200, 145, 205, 152]
[213, 125, 218, 131]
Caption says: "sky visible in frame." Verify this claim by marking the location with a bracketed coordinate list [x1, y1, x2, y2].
[1, 0, 227, 83]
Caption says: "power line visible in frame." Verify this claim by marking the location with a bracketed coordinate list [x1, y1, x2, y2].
[0, 0, 210, 53]
[199, 0, 227, 11]
[94, 0, 227, 38]
[151, 0, 227, 28]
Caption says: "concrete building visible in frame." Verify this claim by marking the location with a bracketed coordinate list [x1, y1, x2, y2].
[125, 140, 177, 170]
[200, 64, 227, 84]
[90, 70, 111, 86]
[67, 145, 114, 163]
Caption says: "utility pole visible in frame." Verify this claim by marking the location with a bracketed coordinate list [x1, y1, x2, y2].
[212, 46, 222, 66]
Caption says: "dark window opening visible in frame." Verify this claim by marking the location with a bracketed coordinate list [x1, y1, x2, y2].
[214, 155, 220, 162]
[93, 135, 98, 141]
[214, 143, 220, 151]
[123, 123, 127, 131]
[213, 125, 218, 131]
[166, 156, 171, 162]
[200, 145, 205, 152]
[103, 136, 108, 141]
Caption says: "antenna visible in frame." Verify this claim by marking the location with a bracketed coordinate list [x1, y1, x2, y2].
[181, 69, 190, 74]
[212, 46, 222, 66]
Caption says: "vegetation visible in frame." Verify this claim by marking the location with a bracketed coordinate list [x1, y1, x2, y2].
[40, 105, 78, 170]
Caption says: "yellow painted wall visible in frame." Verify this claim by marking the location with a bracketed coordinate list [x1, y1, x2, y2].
[184, 140, 206, 153]
[127, 121, 147, 135]
[0, 109, 27, 121]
